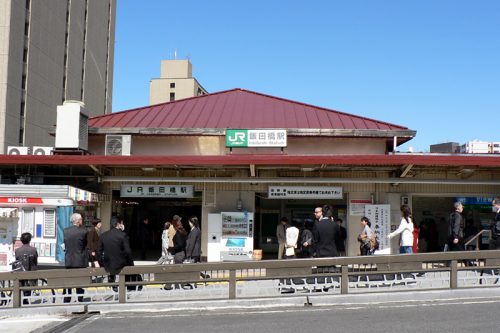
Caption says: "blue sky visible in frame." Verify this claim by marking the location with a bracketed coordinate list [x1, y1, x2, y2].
[112, 0, 500, 152]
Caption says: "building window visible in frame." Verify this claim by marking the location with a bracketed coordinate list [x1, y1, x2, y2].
[43, 209, 56, 238]
[22, 208, 35, 235]
[170, 92, 175, 101]
[170, 82, 175, 88]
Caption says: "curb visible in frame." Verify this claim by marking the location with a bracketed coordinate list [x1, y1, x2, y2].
[3, 287, 500, 317]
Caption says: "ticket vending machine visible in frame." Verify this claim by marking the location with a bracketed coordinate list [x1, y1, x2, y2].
[207, 212, 254, 262]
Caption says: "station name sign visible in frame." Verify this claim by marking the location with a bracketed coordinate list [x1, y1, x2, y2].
[268, 186, 343, 199]
[120, 185, 194, 198]
[226, 129, 287, 148]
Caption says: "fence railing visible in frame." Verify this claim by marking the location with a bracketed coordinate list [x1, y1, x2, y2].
[1, 250, 500, 308]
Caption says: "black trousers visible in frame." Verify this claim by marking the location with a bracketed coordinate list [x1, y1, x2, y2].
[63, 267, 85, 303]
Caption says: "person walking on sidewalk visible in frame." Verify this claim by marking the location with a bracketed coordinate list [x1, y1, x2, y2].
[185, 216, 201, 263]
[63, 213, 88, 303]
[97, 217, 133, 284]
[388, 204, 414, 254]
[276, 217, 288, 259]
[490, 197, 500, 250]
[448, 202, 465, 251]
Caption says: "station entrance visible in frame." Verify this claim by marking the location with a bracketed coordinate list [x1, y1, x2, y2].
[254, 195, 347, 259]
[113, 191, 202, 260]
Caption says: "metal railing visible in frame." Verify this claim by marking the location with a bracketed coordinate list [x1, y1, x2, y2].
[464, 229, 491, 249]
[1, 250, 500, 308]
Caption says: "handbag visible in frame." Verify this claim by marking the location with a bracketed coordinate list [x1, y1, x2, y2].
[285, 247, 295, 256]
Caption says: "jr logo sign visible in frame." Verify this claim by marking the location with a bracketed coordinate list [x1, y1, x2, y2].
[225, 129, 287, 148]
[226, 130, 248, 147]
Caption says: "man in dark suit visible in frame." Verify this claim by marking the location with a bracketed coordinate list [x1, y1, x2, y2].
[313, 205, 339, 257]
[490, 197, 500, 250]
[97, 217, 133, 284]
[63, 212, 88, 303]
[448, 202, 464, 251]
[185, 216, 201, 262]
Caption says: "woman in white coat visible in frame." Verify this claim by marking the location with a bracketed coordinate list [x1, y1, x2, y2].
[388, 204, 414, 254]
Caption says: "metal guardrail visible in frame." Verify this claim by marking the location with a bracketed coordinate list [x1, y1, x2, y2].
[1, 250, 500, 308]
[464, 229, 491, 249]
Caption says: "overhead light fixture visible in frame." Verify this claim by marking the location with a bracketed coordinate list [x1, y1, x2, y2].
[141, 167, 157, 172]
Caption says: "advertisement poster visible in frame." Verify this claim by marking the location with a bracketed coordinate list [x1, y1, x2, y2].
[349, 199, 372, 216]
[365, 204, 391, 254]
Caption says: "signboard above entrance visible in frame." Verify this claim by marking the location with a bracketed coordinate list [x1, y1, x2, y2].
[225, 129, 287, 148]
[268, 186, 343, 199]
[120, 185, 194, 198]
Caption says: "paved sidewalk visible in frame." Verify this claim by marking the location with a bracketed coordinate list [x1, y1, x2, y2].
[2, 287, 500, 332]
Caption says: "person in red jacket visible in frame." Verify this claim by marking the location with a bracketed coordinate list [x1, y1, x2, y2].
[412, 224, 420, 253]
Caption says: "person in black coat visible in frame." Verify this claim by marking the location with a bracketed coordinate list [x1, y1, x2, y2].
[138, 217, 150, 260]
[185, 216, 201, 262]
[63, 213, 88, 303]
[168, 218, 189, 264]
[97, 217, 133, 283]
[335, 218, 347, 256]
[313, 205, 339, 258]
[15, 232, 38, 304]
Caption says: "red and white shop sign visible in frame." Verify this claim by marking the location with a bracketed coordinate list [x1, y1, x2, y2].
[0, 197, 43, 204]
[0, 197, 73, 206]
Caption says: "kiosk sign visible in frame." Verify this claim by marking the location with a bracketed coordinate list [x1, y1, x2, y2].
[226, 129, 287, 147]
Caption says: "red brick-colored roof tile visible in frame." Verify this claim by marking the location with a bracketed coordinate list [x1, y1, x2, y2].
[89, 88, 411, 132]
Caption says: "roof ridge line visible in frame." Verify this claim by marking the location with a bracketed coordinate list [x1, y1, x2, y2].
[234, 88, 408, 130]
[91, 88, 242, 120]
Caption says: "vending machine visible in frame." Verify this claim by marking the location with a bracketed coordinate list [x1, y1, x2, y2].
[207, 212, 254, 261]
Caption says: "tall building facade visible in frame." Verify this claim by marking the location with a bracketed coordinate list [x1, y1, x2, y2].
[149, 59, 207, 105]
[0, 0, 116, 152]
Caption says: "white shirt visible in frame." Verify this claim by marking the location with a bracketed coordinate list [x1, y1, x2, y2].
[388, 217, 414, 247]
[286, 226, 300, 248]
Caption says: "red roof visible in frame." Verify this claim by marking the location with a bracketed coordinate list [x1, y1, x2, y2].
[89, 88, 411, 132]
[1, 154, 499, 167]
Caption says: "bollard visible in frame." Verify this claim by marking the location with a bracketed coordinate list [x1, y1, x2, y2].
[12, 279, 21, 308]
[341, 265, 349, 294]
[119, 275, 126, 303]
[229, 270, 236, 299]
[450, 260, 458, 289]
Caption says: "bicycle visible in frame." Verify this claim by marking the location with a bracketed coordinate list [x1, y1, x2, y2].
[0, 255, 56, 306]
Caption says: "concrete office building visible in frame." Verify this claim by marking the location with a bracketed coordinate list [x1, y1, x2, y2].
[0, 0, 116, 152]
[149, 59, 207, 105]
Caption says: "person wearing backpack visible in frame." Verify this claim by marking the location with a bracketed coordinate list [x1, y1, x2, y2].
[490, 197, 500, 250]
[387, 205, 414, 254]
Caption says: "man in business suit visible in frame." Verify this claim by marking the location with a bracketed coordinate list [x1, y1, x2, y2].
[313, 205, 339, 258]
[185, 216, 201, 262]
[63, 212, 88, 303]
[97, 216, 133, 284]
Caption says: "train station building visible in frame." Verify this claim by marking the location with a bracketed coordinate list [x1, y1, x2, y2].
[1, 88, 499, 263]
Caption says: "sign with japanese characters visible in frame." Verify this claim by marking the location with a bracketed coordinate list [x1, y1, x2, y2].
[120, 185, 194, 198]
[364, 204, 391, 254]
[268, 186, 343, 199]
[225, 129, 287, 147]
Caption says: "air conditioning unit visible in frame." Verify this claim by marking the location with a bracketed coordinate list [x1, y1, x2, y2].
[105, 135, 131, 156]
[32, 146, 53, 155]
[7, 146, 30, 155]
[55, 101, 88, 150]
